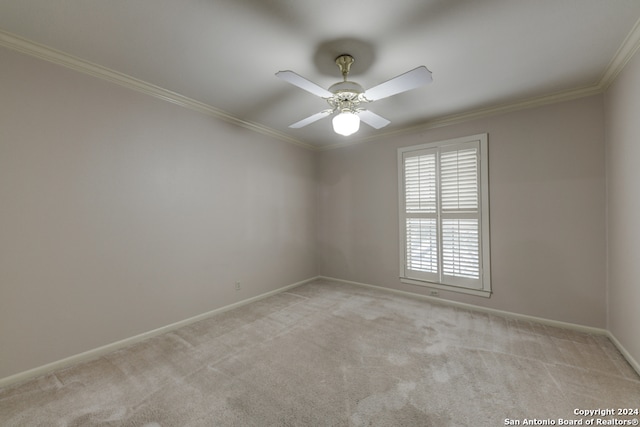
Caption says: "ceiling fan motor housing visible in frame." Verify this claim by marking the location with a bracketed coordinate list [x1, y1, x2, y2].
[328, 81, 364, 99]
[328, 81, 365, 113]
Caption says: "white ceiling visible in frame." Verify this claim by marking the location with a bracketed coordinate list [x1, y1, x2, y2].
[1, 0, 640, 148]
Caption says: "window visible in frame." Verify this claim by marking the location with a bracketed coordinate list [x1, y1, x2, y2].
[398, 134, 491, 297]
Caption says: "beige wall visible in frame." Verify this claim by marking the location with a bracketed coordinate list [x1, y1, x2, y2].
[3, 39, 635, 381]
[605, 48, 640, 367]
[318, 96, 607, 328]
[0, 47, 317, 379]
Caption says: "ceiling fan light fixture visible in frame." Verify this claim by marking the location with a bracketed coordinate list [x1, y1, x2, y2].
[276, 53, 432, 136]
[332, 111, 360, 136]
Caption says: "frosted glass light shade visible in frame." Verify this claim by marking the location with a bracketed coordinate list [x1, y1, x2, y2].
[332, 112, 360, 136]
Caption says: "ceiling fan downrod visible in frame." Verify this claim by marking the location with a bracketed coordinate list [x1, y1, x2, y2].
[335, 54, 354, 81]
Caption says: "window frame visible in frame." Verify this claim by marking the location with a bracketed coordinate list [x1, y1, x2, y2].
[398, 133, 491, 297]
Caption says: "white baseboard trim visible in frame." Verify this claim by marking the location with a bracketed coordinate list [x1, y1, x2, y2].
[606, 331, 640, 377]
[0, 276, 320, 389]
[4, 275, 637, 388]
[319, 276, 607, 335]
[320, 276, 640, 376]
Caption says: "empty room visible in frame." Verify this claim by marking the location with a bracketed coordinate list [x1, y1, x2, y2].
[1, 1, 640, 425]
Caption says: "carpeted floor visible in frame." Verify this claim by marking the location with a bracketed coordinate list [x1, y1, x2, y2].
[1, 279, 639, 426]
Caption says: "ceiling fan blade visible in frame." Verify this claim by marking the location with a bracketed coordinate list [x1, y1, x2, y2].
[289, 110, 333, 128]
[364, 66, 433, 101]
[358, 110, 391, 129]
[276, 70, 333, 98]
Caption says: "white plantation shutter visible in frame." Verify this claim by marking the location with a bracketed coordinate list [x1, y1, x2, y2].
[406, 218, 438, 274]
[402, 149, 439, 282]
[404, 154, 437, 214]
[399, 134, 490, 296]
[440, 148, 478, 212]
[442, 218, 479, 280]
[440, 145, 481, 287]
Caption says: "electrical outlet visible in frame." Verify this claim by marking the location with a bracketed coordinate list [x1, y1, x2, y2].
[235, 281, 241, 291]
[429, 290, 439, 297]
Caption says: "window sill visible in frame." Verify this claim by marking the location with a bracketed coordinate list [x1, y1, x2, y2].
[400, 277, 492, 298]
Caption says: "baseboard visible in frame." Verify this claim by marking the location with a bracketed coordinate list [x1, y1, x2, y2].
[0, 276, 320, 389]
[606, 331, 640, 377]
[320, 276, 607, 335]
[320, 276, 640, 376]
[5, 275, 637, 389]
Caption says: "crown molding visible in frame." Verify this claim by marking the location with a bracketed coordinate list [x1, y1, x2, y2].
[321, 16, 640, 151]
[321, 83, 603, 151]
[0, 30, 314, 151]
[599, 15, 640, 90]
[3, 14, 640, 153]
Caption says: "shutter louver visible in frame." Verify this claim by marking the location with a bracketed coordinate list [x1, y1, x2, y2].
[440, 148, 478, 211]
[442, 219, 480, 279]
[405, 154, 436, 213]
[440, 147, 481, 283]
[404, 151, 438, 276]
[406, 218, 438, 273]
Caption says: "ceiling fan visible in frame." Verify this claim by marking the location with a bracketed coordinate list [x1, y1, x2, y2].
[276, 54, 432, 136]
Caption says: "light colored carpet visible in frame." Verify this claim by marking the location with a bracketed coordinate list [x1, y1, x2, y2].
[1, 279, 639, 426]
